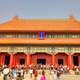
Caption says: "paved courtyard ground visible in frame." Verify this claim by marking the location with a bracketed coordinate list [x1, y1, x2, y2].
[23, 70, 80, 80]
[0, 70, 80, 80]
[23, 74, 80, 80]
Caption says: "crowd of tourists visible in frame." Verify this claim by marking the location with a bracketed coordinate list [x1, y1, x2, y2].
[0, 64, 80, 80]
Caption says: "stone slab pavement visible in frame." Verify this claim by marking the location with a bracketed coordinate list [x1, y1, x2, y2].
[0, 70, 80, 80]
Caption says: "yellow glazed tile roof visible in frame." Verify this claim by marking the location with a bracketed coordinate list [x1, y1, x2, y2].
[0, 16, 80, 32]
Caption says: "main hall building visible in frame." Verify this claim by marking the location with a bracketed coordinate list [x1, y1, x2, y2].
[0, 16, 80, 69]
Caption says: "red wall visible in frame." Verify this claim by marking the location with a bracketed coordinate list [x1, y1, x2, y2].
[31, 53, 52, 65]
[14, 53, 26, 66]
[55, 53, 68, 66]
[0, 52, 10, 66]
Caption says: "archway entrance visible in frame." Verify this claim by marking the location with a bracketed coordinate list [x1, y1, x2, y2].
[73, 53, 80, 66]
[58, 59, 63, 65]
[31, 52, 52, 65]
[37, 59, 46, 65]
[14, 52, 26, 65]
[0, 52, 10, 66]
[4, 55, 10, 65]
[19, 58, 25, 65]
[55, 53, 68, 66]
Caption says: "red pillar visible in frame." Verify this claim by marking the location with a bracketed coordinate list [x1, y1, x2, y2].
[68, 54, 72, 70]
[16, 55, 19, 66]
[52, 54, 55, 66]
[10, 53, 14, 68]
[0, 55, 3, 66]
[26, 54, 31, 66]
[1, 54, 4, 66]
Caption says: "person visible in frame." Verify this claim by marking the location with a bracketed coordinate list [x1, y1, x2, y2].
[13, 68, 17, 79]
[20, 68, 24, 80]
[53, 70, 61, 80]
[3, 66, 10, 80]
[16, 73, 21, 80]
[40, 70, 46, 80]
[29, 68, 33, 78]
[33, 68, 38, 80]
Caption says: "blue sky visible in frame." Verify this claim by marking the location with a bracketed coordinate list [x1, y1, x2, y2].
[0, 0, 80, 22]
